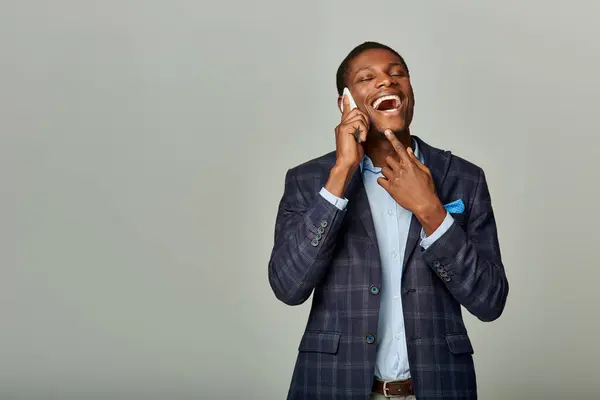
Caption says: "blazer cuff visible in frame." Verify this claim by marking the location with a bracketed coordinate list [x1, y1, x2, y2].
[301, 191, 347, 254]
[421, 222, 467, 283]
[420, 212, 454, 250]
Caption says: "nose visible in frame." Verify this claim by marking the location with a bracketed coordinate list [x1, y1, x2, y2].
[375, 73, 395, 88]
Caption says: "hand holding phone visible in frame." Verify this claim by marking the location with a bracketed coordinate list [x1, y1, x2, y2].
[332, 88, 369, 168]
[338, 87, 368, 144]
[326, 88, 370, 196]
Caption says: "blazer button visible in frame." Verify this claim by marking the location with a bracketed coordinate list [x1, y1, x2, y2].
[315, 233, 322, 240]
[370, 285, 380, 295]
[317, 226, 325, 234]
[433, 260, 441, 268]
[365, 334, 376, 344]
[311, 239, 319, 247]
[440, 271, 448, 277]
[320, 220, 328, 228]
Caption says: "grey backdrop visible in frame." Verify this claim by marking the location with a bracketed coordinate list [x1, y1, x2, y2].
[2, 1, 599, 399]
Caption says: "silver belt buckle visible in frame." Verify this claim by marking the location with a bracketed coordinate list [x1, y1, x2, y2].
[382, 379, 410, 398]
[382, 381, 393, 398]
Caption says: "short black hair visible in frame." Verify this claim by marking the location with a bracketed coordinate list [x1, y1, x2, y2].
[336, 41, 409, 96]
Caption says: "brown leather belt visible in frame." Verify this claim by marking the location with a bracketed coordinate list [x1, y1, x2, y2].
[372, 378, 413, 397]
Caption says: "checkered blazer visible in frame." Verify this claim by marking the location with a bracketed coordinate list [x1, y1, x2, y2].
[268, 136, 509, 400]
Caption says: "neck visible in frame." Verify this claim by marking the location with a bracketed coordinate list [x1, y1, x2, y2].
[364, 129, 412, 168]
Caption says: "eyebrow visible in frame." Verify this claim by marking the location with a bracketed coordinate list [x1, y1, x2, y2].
[353, 62, 406, 74]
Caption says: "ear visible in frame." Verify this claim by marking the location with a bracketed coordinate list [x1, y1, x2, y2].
[337, 96, 343, 113]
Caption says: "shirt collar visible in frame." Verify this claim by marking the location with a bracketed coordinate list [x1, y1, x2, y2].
[360, 136, 423, 173]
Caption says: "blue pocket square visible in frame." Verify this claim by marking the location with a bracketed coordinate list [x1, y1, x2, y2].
[444, 199, 465, 214]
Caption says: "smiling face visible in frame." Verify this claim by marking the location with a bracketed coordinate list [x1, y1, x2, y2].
[339, 48, 415, 138]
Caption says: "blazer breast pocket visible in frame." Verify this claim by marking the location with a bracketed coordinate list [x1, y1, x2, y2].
[298, 330, 341, 355]
[450, 212, 467, 228]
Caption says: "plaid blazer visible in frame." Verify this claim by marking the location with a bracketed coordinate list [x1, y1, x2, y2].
[268, 135, 509, 400]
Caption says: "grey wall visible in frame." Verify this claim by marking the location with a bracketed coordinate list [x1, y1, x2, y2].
[1, 1, 599, 399]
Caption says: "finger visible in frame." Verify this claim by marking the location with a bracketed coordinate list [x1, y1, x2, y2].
[407, 147, 429, 173]
[342, 92, 356, 120]
[377, 176, 391, 191]
[344, 114, 370, 142]
[381, 165, 393, 179]
[407, 147, 420, 164]
[343, 113, 367, 125]
[384, 155, 401, 171]
[342, 118, 369, 143]
[342, 108, 368, 125]
[406, 147, 420, 168]
[341, 93, 350, 119]
[356, 114, 369, 142]
[345, 122, 368, 143]
[384, 129, 409, 162]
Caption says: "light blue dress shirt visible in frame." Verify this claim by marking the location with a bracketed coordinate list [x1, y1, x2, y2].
[319, 138, 454, 381]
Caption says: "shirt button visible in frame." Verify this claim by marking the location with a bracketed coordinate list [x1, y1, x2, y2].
[395, 334, 402, 340]
[370, 285, 380, 295]
[387, 209, 394, 216]
[391, 251, 397, 258]
[365, 334, 376, 344]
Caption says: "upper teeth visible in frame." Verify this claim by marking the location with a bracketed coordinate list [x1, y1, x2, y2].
[372, 95, 401, 110]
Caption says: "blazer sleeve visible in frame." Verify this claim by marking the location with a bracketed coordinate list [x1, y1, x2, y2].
[421, 167, 509, 322]
[268, 167, 347, 305]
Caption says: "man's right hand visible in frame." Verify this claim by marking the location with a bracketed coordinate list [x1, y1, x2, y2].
[324, 94, 370, 198]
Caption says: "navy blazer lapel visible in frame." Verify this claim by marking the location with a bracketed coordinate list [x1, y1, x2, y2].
[345, 169, 381, 253]
[402, 135, 453, 271]
[316, 154, 379, 252]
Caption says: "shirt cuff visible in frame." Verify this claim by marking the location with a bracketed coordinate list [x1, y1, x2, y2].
[420, 212, 454, 249]
[319, 187, 349, 211]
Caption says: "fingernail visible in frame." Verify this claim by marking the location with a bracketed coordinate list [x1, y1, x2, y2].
[384, 129, 391, 137]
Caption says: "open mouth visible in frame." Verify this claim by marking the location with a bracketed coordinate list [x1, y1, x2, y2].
[371, 95, 402, 113]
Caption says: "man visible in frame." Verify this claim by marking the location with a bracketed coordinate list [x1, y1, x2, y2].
[268, 41, 509, 400]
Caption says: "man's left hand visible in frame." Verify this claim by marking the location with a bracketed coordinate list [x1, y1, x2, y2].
[377, 129, 447, 235]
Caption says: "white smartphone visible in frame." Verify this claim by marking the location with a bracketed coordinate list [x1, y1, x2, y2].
[340, 87, 357, 113]
[340, 87, 362, 142]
